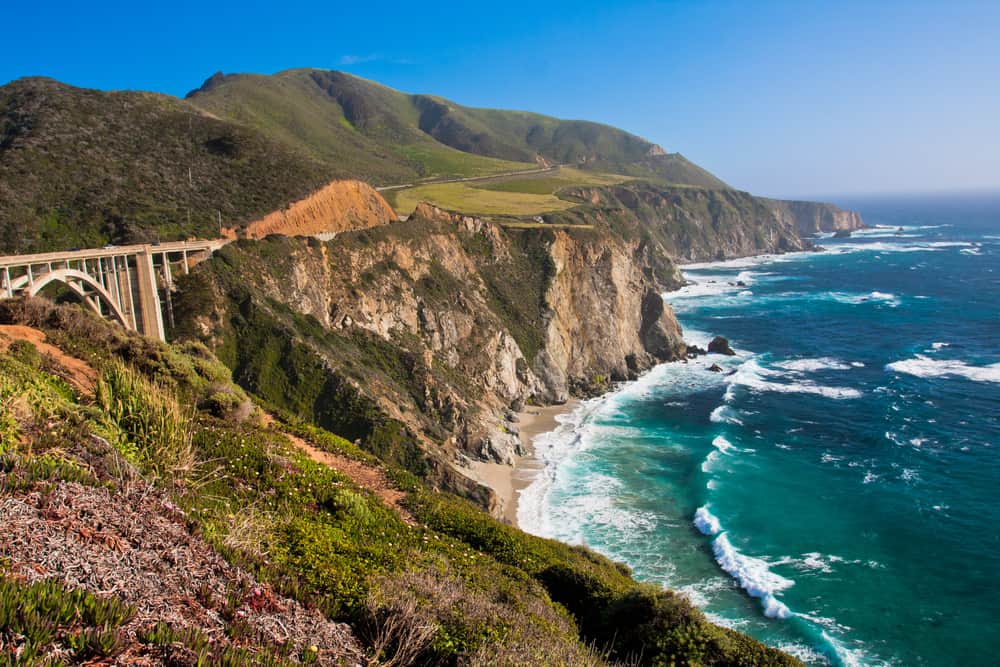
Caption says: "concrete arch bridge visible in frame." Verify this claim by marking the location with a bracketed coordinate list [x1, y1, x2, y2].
[0, 240, 226, 341]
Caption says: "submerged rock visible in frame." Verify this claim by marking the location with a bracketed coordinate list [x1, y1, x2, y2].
[707, 363, 724, 373]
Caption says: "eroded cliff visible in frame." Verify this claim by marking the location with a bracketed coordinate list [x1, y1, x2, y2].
[553, 182, 809, 263]
[764, 198, 866, 235]
[173, 204, 685, 509]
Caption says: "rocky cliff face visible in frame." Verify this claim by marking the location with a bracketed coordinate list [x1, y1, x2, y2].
[764, 198, 866, 235]
[553, 182, 809, 263]
[175, 204, 685, 510]
[229, 179, 397, 239]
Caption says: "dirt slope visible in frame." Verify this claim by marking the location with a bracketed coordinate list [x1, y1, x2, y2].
[234, 180, 397, 239]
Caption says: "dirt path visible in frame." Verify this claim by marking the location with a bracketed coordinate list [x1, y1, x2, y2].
[0, 324, 97, 395]
[262, 415, 416, 526]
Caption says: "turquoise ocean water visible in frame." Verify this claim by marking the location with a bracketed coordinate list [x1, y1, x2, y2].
[518, 194, 1000, 666]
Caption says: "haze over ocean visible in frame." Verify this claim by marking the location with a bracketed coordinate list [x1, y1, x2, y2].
[519, 193, 1000, 666]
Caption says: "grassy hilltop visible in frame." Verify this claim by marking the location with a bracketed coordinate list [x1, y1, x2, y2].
[0, 70, 728, 253]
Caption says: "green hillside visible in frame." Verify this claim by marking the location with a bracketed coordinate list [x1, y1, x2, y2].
[0, 70, 729, 254]
[0, 77, 333, 253]
[187, 69, 730, 187]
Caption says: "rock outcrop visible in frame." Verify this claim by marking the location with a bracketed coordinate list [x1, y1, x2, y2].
[553, 182, 808, 263]
[764, 198, 865, 235]
[177, 204, 685, 510]
[231, 179, 397, 239]
[708, 336, 736, 356]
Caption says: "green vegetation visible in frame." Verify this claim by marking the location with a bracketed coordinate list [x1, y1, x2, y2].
[0, 575, 135, 664]
[0, 78, 333, 253]
[393, 166, 627, 216]
[95, 359, 195, 481]
[187, 69, 691, 182]
[394, 181, 579, 216]
[0, 69, 732, 252]
[0, 299, 798, 665]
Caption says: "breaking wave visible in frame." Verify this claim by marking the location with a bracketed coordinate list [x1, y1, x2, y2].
[886, 355, 1000, 383]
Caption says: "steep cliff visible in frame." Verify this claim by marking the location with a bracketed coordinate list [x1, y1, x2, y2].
[764, 197, 866, 235]
[231, 179, 397, 239]
[173, 205, 685, 508]
[552, 181, 808, 263]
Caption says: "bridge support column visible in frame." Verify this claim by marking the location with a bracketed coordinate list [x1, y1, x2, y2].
[134, 250, 165, 341]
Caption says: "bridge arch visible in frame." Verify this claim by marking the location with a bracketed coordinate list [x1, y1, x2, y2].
[26, 269, 130, 328]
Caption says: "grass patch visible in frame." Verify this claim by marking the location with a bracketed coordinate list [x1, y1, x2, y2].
[395, 144, 532, 179]
[393, 181, 578, 216]
[471, 166, 626, 194]
[393, 166, 627, 216]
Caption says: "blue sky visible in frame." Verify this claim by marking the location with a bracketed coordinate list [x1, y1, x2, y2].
[2, 1, 998, 197]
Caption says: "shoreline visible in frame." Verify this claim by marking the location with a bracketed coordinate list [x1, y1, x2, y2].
[470, 399, 580, 526]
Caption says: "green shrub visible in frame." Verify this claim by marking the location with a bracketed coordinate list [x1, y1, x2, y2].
[0, 575, 134, 663]
[95, 359, 195, 480]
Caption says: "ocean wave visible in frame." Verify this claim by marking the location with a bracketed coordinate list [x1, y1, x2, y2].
[827, 291, 900, 306]
[710, 405, 744, 425]
[712, 533, 795, 619]
[728, 359, 862, 399]
[886, 354, 1000, 383]
[774, 357, 858, 372]
[828, 240, 973, 255]
[712, 435, 736, 453]
[694, 505, 722, 535]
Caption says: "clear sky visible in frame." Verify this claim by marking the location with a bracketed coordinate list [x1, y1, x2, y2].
[2, 0, 998, 198]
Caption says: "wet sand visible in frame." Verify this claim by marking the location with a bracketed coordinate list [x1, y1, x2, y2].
[470, 400, 579, 526]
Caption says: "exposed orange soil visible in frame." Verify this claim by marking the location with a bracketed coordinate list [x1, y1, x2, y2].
[234, 179, 397, 240]
[0, 324, 97, 395]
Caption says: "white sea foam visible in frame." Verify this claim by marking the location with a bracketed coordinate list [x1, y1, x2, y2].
[711, 435, 735, 453]
[886, 355, 1000, 383]
[676, 577, 732, 609]
[693, 505, 722, 535]
[827, 239, 973, 255]
[931, 342, 950, 349]
[701, 450, 721, 473]
[711, 533, 794, 619]
[828, 290, 901, 306]
[776, 642, 833, 665]
[728, 359, 862, 399]
[774, 357, 856, 372]
[710, 405, 744, 425]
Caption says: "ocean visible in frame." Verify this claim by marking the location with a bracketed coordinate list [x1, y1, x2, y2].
[518, 193, 1000, 666]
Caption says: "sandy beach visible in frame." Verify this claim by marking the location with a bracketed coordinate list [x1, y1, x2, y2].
[470, 400, 579, 526]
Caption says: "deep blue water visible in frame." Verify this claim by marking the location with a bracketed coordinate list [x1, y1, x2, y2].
[519, 194, 1000, 665]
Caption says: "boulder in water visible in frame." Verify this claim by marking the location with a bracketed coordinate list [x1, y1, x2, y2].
[686, 344, 707, 358]
[707, 363, 724, 373]
[708, 336, 736, 356]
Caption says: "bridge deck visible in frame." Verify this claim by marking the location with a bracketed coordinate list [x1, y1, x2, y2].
[0, 240, 226, 269]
